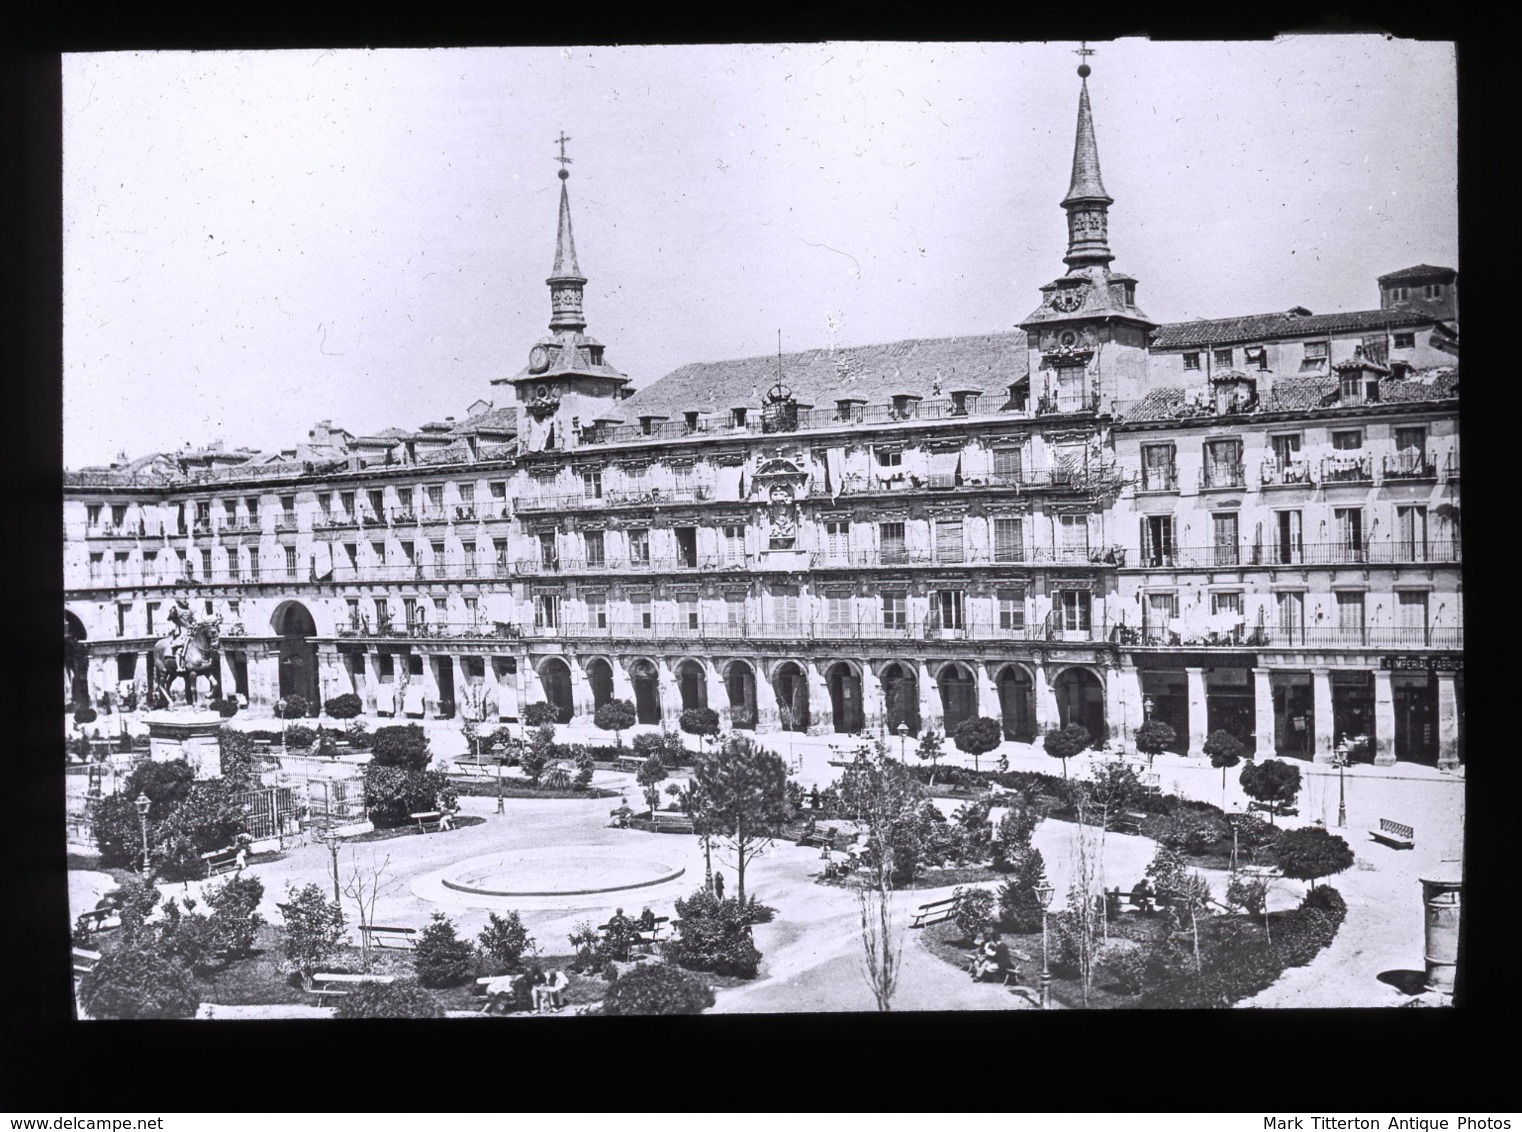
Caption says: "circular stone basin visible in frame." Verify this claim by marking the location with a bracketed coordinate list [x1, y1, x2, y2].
[441, 846, 684, 898]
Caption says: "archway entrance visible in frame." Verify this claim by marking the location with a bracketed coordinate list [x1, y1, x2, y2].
[586, 658, 614, 711]
[997, 665, 1035, 741]
[826, 662, 862, 734]
[1054, 667, 1106, 739]
[725, 661, 757, 729]
[538, 658, 574, 723]
[773, 662, 809, 732]
[273, 601, 318, 705]
[937, 664, 977, 735]
[630, 659, 662, 725]
[65, 611, 90, 708]
[676, 660, 707, 712]
[881, 662, 920, 736]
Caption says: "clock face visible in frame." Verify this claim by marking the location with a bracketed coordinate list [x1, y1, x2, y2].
[1059, 330, 1078, 347]
[528, 345, 550, 373]
[535, 384, 551, 401]
[1052, 289, 1084, 313]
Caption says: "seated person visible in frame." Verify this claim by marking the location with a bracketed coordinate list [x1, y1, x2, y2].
[637, 907, 657, 932]
[542, 969, 569, 1011]
[1131, 878, 1157, 914]
[480, 973, 519, 1014]
[438, 805, 455, 832]
[604, 908, 636, 960]
[610, 804, 633, 828]
[971, 937, 1012, 982]
[800, 816, 818, 842]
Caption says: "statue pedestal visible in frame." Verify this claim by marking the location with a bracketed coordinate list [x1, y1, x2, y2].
[144, 710, 224, 780]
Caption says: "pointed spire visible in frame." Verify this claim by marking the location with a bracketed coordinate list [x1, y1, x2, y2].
[1062, 75, 1112, 206]
[550, 175, 583, 280]
[546, 132, 587, 333]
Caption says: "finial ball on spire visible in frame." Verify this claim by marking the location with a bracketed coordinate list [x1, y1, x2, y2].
[1077, 62, 1091, 78]
[558, 168, 569, 181]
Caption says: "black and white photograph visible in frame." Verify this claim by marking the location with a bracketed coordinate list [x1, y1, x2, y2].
[60, 38, 1462, 1019]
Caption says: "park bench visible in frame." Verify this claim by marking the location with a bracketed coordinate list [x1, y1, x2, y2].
[1236, 863, 1282, 879]
[650, 811, 695, 834]
[1248, 800, 1298, 817]
[968, 945, 1032, 985]
[910, 896, 960, 928]
[1110, 811, 1148, 835]
[451, 762, 496, 780]
[304, 972, 396, 997]
[359, 924, 419, 950]
[596, 919, 658, 959]
[616, 754, 646, 772]
[74, 906, 119, 935]
[72, 947, 101, 979]
[201, 846, 243, 876]
[410, 810, 452, 834]
[799, 825, 839, 849]
[1369, 818, 1416, 850]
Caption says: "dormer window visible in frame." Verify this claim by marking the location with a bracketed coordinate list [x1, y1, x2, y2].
[684, 411, 700, 431]
[1007, 381, 1029, 412]
[1365, 380, 1380, 403]
[731, 407, 748, 428]
[1301, 341, 1329, 372]
[1423, 283, 1443, 300]
[1393, 332, 1416, 350]
[1340, 373, 1363, 404]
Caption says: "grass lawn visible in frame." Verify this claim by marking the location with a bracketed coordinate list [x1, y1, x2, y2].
[448, 781, 621, 800]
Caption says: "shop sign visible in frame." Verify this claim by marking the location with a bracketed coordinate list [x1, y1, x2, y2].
[1380, 655, 1463, 673]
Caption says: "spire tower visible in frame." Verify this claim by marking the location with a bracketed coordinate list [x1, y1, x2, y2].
[1061, 47, 1114, 269]
[548, 131, 587, 332]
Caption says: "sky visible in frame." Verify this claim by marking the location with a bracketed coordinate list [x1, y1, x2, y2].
[62, 37, 1458, 469]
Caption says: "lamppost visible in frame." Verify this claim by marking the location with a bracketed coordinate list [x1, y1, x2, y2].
[897, 721, 908, 762]
[134, 793, 151, 881]
[321, 824, 343, 922]
[1333, 747, 1348, 828]
[1035, 877, 1056, 1009]
[491, 741, 506, 815]
[276, 697, 289, 757]
[1142, 695, 1154, 724]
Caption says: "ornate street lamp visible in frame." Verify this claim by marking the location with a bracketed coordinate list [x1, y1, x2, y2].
[1332, 747, 1348, 828]
[897, 721, 908, 762]
[491, 741, 506, 815]
[1035, 877, 1056, 1009]
[321, 824, 343, 922]
[276, 698, 289, 757]
[134, 793, 151, 882]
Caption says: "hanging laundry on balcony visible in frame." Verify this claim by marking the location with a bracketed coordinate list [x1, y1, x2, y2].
[926, 451, 961, 489]
[824, 447, 845, 500]
[403, 682, 427, 715]
[310, 541, 333, 581]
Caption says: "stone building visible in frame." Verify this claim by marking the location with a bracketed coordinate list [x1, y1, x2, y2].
[62, 60, 1461, 766]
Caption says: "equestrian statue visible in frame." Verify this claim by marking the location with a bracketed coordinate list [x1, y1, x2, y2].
[150, 597, 223, 708]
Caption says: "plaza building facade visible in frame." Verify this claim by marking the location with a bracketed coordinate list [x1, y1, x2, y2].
[62, 65, 1462, 767]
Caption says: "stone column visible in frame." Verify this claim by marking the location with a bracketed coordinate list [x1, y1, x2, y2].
[610, 657, 636, 704]
[569, 659, 593, 722]
[89, 655, 113, 711]
[706, 665, 730, 728]
[1034, 662, 1060, 734]
[861, 663, 885, 734]
[252, 648, 280, 710]
[656, 659, 680, 728]
[1372, 669, 1397, 767]
[1253, 668, 1277, 759]
[805, 661, 831, 736]
[419, 654, 442, 717]
[1115, 665, 1144, 747]
[481, 653, 501, 720]
[1435, 671, 1461, 770]
[917, 660, 940, 734]
[316, 647, 346, 710]
[1311, 667, 1335, 763]
[1185, 666, 1208, 758]
[976, 662, 1000, 723]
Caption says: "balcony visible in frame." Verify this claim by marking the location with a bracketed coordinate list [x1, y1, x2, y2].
[1443, 451, 1460, 481]
[1383, 451, 1437, 482]
[1260, 459, 1313, 488]
[1114, 624, 1462, 651]
[521, 614, 1079, 645]
[1138, 466, 1179, 494]
[388, 508, 418, 526]
[1321, 455, 1373, 485]
[1128, 539, 1460, 569]
[337, 620, 522, 642]
[276, 514, 299, 532]
[1199, 461, 1247, 491]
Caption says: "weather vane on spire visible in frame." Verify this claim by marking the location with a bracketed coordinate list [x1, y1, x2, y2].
[555, 131, 573, 179]
[1075, 41, 1094, 78]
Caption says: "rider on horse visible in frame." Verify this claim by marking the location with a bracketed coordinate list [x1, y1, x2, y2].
[166, 597, 198, 670]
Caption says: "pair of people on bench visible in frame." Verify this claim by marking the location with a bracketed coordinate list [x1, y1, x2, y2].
[970, 936, 1014, 982]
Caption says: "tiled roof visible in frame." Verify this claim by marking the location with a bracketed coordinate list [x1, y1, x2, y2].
[1377, 264, 1456, 282]
[1119, 366, 1459, 423]
[448, 406, 518, 437]
[611, 331, 1030, 424]
[1150, 308, 1443, 350]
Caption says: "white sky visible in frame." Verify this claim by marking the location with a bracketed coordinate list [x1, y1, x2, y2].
[62, 37, 1457, 468]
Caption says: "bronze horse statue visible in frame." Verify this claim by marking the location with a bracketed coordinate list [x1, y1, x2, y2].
[151, 615, 223, 708]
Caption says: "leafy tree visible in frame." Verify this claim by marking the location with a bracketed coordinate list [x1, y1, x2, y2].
[635, 754, 669, 814]
[1042, 723, 1091, 778]
[276, 883, 344, 977]
[1204, 730, 1249, 804]
[952, 886, 996, 945]
[679, 706, 721, 753]
[150, 779, 245, 881]
[1086, 759, 1141, 832]
[332, 978, 445, 1019]
[477, 911, 536, 974]
[594, 699, 638, 747]
[689, 734, 791, 902]
[666, 888, 763, 978]
[1274, 826, 1355, 891]
[324, 692, 364, 720]
[574, 751, 595, 790]
[913, 729, 945, 784]
[218, 727, 259, 794]
[521, 701, 560, 728]
[1239, 758, 1302, 823]
[991, 802, 1041, 872]
[954, 717, 1003, 774]
[601, 961, 716, 1015]
[275, 694, 310, 720]
[78, 938, 198, 1019]
[996, 844, 1048, 932]
[1226, 873, 1270, 917]
[204, 872, 265, 956]
[1134, 719, 1176, 765]
[74, 705, 98, 726]
[369, 724, 432, 772]
[413, 911, 478, 987]
[362, 765, 457, 828]
[1145, 844, 1190, 903]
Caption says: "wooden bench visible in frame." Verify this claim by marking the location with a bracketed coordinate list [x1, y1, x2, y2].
[304, 972, 397, 997]
[616, 754, 646, 772]
[409, 810, 451, 834]
[1369, 818, 1415, 850]
[1248, 800, 1298, 817]
[910, 896, 959, 928]
[451, 763, 496, 780]
[72, 947, 101, 979]
[201, 846, 243, 876]
[359, 924, 419, 950]
[74, 907, 119, 935]
[968, 946, 1032, 985]
[650, 811, 695, 834]
[1236, 863, 1282, 879]
[596, 918, 657, 959]
[799, 825, 838, 849]
[1110, 811, 1148, 835]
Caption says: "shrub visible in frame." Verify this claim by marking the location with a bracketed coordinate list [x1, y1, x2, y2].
[1098, 944, 1151, 995]
[1156, 805, 1230, 857]
[601, 961, 716, 1016]
[574, 751, 595, 790]
[1239, 758, 1302, 819]
[78, 938, 198, 1019]
[332, 978, 445, 1019]
[602, 960, 620, 984]
[1146, 845, 1190, 901]
[666, 888, 763, 979]
[283, 724, 318, 749]
[951, 798, 994, 858]
[1301, 884, 1348, 925]
[567, 920, 601, 974]
[276, 883, 344, 976]
[952, 886, 997, 945]
[413, 912, 478, 988]
[74, 706, 99, 726]
[636, 754, 668, 813]
[991, 803, 1041, 872]
[1134, 719, 1177, 761]
[204, 873, 265, 956]
[521, 702, 560, 728]
[345, 721, 373, 751]
[157, 897, 219, 971]
[1042, 723, 1091, 775]
[1273, 906, 1338, 968]
[1225, 874, 1270, 917]
[996, 845, 1047, 933]
[213, 698, 239, 718]
[369, 724, 432, 772]
[1274, 827, 1355, 889]
[953, 717, 1003, 773]
[324, 693, 364, 720]
[594, 699, 638, 746]
[362, 765, 456, 829]
[274, 694, 310, 720]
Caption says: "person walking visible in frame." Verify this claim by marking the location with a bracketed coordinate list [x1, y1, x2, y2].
[712, 870, 725, 900]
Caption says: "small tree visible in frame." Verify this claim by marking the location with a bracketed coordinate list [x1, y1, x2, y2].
[679, 706, 721, 754]
[1134, 719, 1176, 766]
[636, 754, 668, 815]
[1239, 758, 1302, 824]
[952, 886, 996, 945]
[275, 694, 310, 720]
[954, 717, 1003, 775]
[1204, 729, 1248, 806]
[413, 911, 478, 987]
[1274, 826, 1355, 891]
[477, 911, 536, 974]
[594, 699, 638, 748]
[914, 729, 945, 785]
[1042, 723, 1091, 779]
[521, 701, 560, 729]
[689, 734, 791, 903]
[324, 692, 364, 720]
[276, 883, 344, 977]
[369, 724, 432, 772]
[341, 851, 395, 963]
[519, 729, 551, 788]
[204, 873, 265, 957]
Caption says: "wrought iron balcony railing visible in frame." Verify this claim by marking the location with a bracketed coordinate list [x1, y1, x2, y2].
[1321, 455, 1373, 484]
[1128, 539, 1460, 569]
[1138, 465, 1179, 493]
[1199, 461, 1247, 490]
[1113, 624, 1462, 650]
[1259, 458, 1313, 487]
[1382, 452, 1437, 482]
